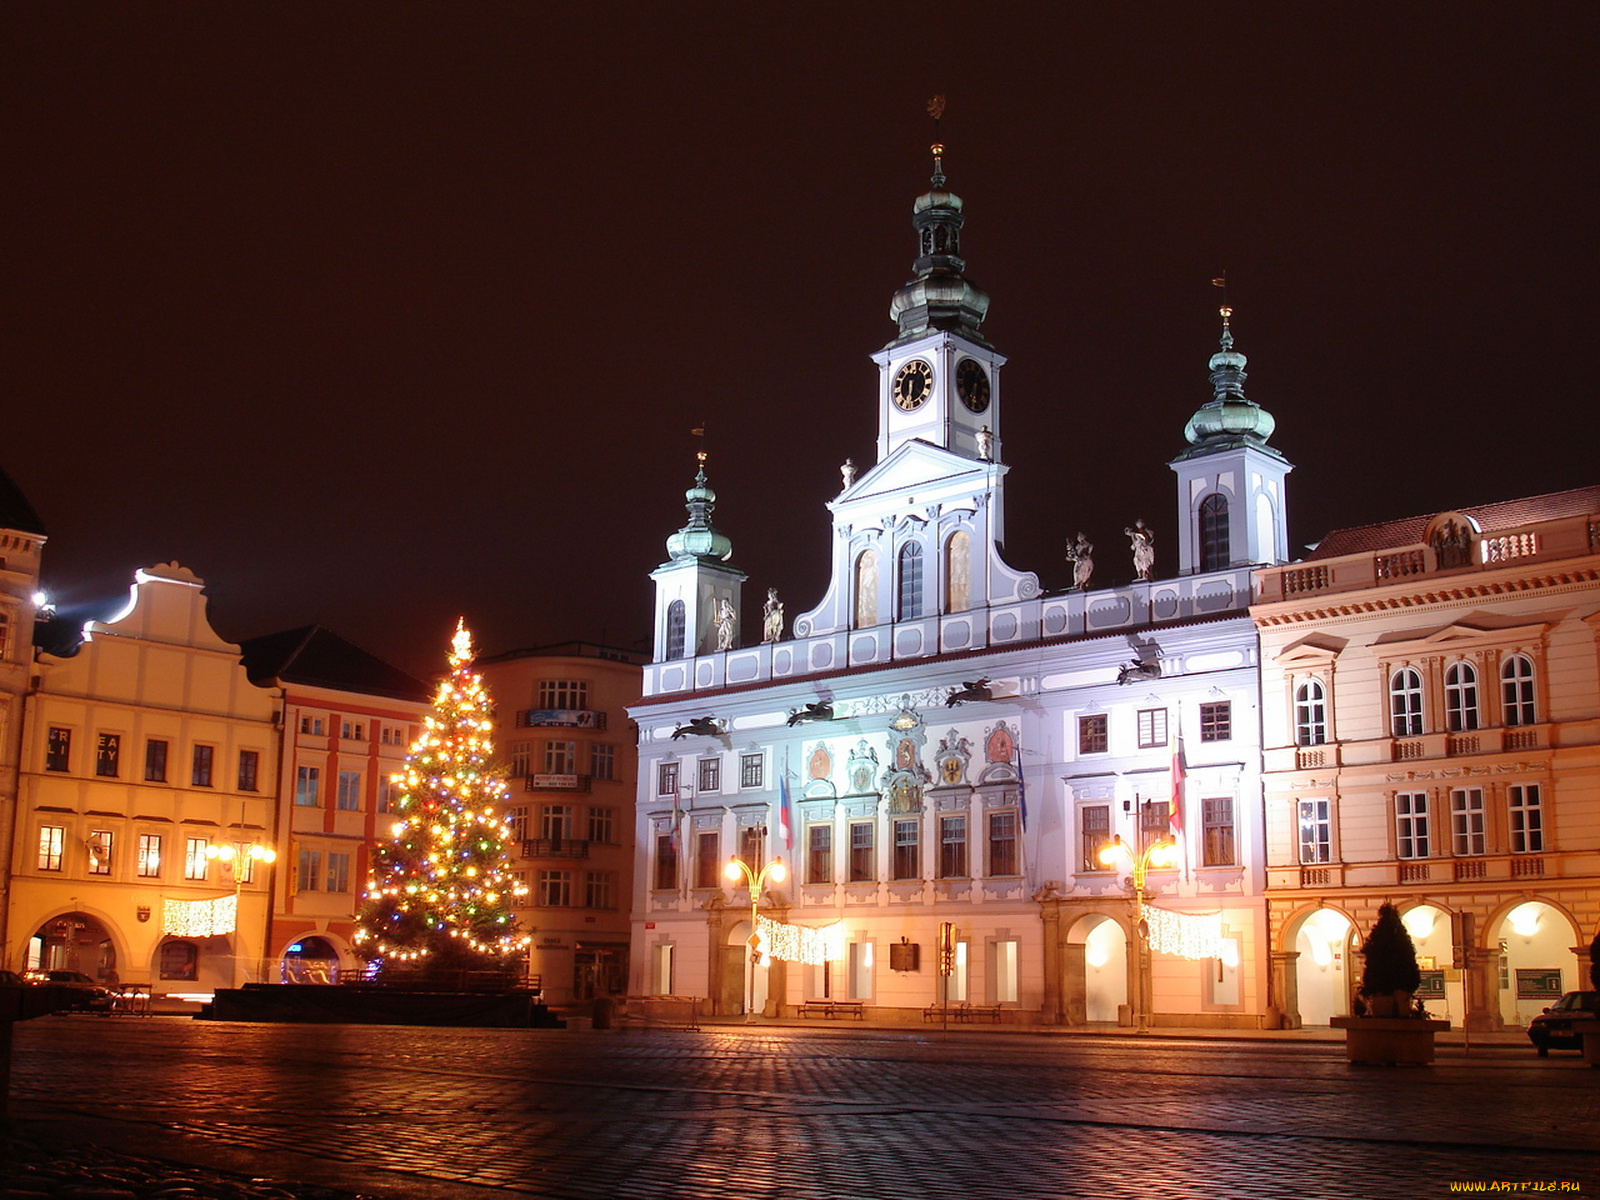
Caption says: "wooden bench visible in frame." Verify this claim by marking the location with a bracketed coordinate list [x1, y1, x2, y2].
[923, 1002, 1002, 1023]
[797, 1000, 866, 1019]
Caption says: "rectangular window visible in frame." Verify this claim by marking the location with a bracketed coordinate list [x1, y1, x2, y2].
[1508, 784, 1543, 853]
[185, 837, 209, 881]
[96, 733, 121, 778]
[1137, 708, 1169, 749]
[738, 825, 765, 873]
[1080, 805, 1111, 872]
[1298, 799, 1331, 865]
[237, 749, 259, 792]
[807, 823, 833, 884]
[991, 939, 1019, 1004]
[336, 770, 362, 811]
[506, 806, 529, 843]
[46, 727, 71, 772]
[695, 831, 720, 889]
[232, 842, 257, 884]
[655, 832, 679, 890]
[740, 753, 764, 789]
[326, 852, 352, 893]
[938, 815, 968, 879]
[542, 804, 574, 842]
[340, 721, 365, 741]
[848, 941, 874, 1000]
[87, 829, 114, 875]
[892, 819, 920, 880]
[378, 781, 398, 813]
[538, 869, 572, 906]
[137, 833, 162, 878]
[145, 739, 169, 783]
[987, 811, 1018, 876]
[300, 716, 324, 736]
[509, 742, 531, 778]
[297, 847, 322, 892]
[849, 821, 875, 882]
[538, 680, 588, 711]
[657, 761, 680, 797]
[1201, 797, 1235, 867]
[37, 825, 65, 871]
[1200, 701, 1232, 743]
[698, 757, 721, 792]
[591, 743, 616, 781]
[543, 740, 576, 775]
[1078, 714, 1108, 755]
[295, 765, 321, 807]
[191, 744, 214, 787]
[1450, 787, 1486, 856]
[587, 806, 614, 844]
[585, 870, 613, 909]
[1395, 791, 1430, 859]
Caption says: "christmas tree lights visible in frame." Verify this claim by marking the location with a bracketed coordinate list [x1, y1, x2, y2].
[354, 619, 531, 973]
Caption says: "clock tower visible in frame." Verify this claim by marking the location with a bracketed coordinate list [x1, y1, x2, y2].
[872, 142, 1007, 466]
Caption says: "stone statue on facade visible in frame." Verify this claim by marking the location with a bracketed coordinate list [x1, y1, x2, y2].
[713, 597, 737, 651]
[841, 458, 857, 490]
[1065, 532, 1094, 591]
[976, 425, 993, 462]
[761, 587, 784, 643]
[1124, 519, 1156, 582]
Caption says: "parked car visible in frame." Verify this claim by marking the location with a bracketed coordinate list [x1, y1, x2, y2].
[22, 969, 113, 1012]
[1527, 990, 1600, 1055]
[0, 969, 23, 987]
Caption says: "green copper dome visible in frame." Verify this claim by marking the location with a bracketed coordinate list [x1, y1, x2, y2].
[1179, 308, 1279, 452]
[663, 458, 734, 563]
[887, 148, 991, 346]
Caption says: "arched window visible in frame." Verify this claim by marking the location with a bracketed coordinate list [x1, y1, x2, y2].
[944, 531, 970, 613]
[1501, 654, 1537, 726]
[1199, 493, 1230, 571]
[1444, 662, 1479, 731]
[665, 600, 686, 660]
[159, 939, 198, 981]
[1294, 680, 1327, 746]
[854, 550, 878, 629]
[897, 542, 924, 622]
[1389, 668, 1424, 737]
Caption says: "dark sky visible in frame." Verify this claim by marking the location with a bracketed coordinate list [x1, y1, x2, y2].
[7, 6, 1595, 680]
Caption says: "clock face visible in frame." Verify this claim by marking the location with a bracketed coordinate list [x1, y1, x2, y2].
[892, 359, 933, 411]
[956, 358, 991, 413]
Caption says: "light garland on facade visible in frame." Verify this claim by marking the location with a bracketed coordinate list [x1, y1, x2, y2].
[756, 916, 846, 965]
[163, 894, 237, 938]
[1145, 905, 1223, 961]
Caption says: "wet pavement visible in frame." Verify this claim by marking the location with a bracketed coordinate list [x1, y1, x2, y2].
[4, 1014, 1597, 1199]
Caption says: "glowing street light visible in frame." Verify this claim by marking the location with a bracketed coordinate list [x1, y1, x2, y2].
[206, 838, 277, 988]
[724, 855, 787, 1022]
[1098, 834, 1177, 1033]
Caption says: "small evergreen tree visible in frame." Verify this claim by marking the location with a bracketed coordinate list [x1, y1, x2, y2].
[1358, 902, 1422, 998]
[355, 620, 529, 976]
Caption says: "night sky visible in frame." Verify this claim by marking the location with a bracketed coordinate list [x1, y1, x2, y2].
[7, 6, 1595, 680]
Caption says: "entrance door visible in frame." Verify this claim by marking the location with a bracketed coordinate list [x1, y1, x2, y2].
[721, 945, 746, 1014]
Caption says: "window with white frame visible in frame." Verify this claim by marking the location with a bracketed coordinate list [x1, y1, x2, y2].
[326, 852, 352, 892]
[891, 819, 920, 880]
[1444, 662, 1480, 732]
[1389, 668, 1424, 737]
[1395, 792, 1430, 859]
[336, 770, 362, 811]
[1508, 784, 1543, 853]
[591, 743, 616, 781]
[991, 939, 1020, 1004]
[848, 821, 874, 881]
[506, 806, 529, 842]
[1294, 681, 1327, 746]
[137, 833, 162, 878]
[297, 848, 322, 892]
[740, 753, 763, 789]
[1078, 714, 1108, 755]
[509, 742, 531, 777]
[938, 815, 968, 878]
[543, 740, 576, 775]
[37, 825, 64, 871]
[1199, 701, 1232, 743]
[1080, 805, 1110, 872]
[538, 870, 572, 906]
[807, 823, 833, 884]
[848, 940, 874, 1000]
[1298, 798, 1331, 864]
[587, 806, 614, 844]
[539, 680, 588, 711]
[585, 870, 613, 909]
[87, 830, 114, 875]
[378, 780, 398, 812]
[697, 757, 721, 792]
[295, 765, 320, 806]
[542, 804, 573, 842]
[1501, 655, 1537, 726]
[657, 761, 679, 797]
[1450, 787, 1486, 856]
[1137, 708, 1169, 749]
[184, 837, 209, 881]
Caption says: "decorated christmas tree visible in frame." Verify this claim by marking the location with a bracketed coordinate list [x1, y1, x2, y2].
[355, 619, 530, 977]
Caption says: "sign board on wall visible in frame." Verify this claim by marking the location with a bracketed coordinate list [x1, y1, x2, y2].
[1515, 968, 1564, 1000]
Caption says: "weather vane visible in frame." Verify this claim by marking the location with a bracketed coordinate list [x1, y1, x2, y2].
[927, 95, 947, 185]
[1212, 271, 1232, 326]
[691, 423, 708, 465]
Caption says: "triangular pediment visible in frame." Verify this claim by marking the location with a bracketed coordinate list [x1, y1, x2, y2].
[1275, 632, 1348, 665]
[835, 439, 990, 510]
[1373, 610, 1554, 651]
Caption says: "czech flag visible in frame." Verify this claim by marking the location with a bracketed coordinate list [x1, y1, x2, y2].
[778, 769, 793, 850]
[1169, 737, 1186, 840]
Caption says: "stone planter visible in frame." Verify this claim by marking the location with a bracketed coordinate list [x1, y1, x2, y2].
[1331, 1015, 1451, 1065]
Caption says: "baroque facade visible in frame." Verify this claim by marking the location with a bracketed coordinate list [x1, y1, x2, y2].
[629, 150, 1292, 1026]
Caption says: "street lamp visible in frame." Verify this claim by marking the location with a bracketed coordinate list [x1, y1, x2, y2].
[206, 839, 277, 987]
[724, 855, 787, 1021]
[1098, 834, 1176, 1033]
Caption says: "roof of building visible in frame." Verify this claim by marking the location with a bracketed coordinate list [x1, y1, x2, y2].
[479, 639, 648, 666]
[1307, 485, 1600, 561]
[0, 465, 46, 536]
[239, 625, 432, 702]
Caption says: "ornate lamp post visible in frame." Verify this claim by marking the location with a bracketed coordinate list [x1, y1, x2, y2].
[1098, 834, 1176, 1033]
[206, 839, 277, 988]
[724, 855, 787, 1021]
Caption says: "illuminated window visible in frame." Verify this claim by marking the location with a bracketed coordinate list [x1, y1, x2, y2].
[944, 530, 970, 613]
[897, 542, 924, 621]
[987, 811, 1018, 877]
[137, 833, 163, 878]
[237, 749, 259, 792]
[96, 733, 121, 778]
[144, 739, 169, 782]
[1298, 799, 1331, 865]
[1395, 792, 1430, 859]
[37, 825, 64, 871]
[1202, 798, 1235, 867]
[807, 824, 833, 883]
[377, 781, 397, 812]
[1137, 708, 1168, 749]
[1389, 668, 1424, 737]
[1508, 784, 1542, 853]
[1450, 788, 1486, 856]
[1200, 701, 1232, 743]
[295, 765, 320, 807]
[87, 830, 114, 875]
[1445, 662, 1479, 732]
[1199, 493, 1230, 571]
[892, 819, 920, 880]
[848, 941, 874, 1000]
[1080, 805, 1110, 872]
[184, 838, 209, 881]
[854, 550, 878, 628]
[45, 727, 71, 772]
[336, 770, 362, 811]
[938, 815, 968, 879]
[848, 821, 874, 882]
[1501, 655, 1537, 726]
[665, 600, 686, 659]
[1078, 714, 1108, 755]
[1294, 681, 1327, 746]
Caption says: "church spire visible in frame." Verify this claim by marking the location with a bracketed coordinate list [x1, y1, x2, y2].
[663, 451, 734, 564]
[1178, 305, 1280, 454]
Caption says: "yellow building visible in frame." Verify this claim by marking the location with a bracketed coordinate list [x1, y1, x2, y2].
[1253, 487, 1600, 1029]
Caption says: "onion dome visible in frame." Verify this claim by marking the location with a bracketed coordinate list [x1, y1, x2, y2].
[887, 142, 992, 347]
[664, 454, 734, 563]
[1179, 307, 1279, 451]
